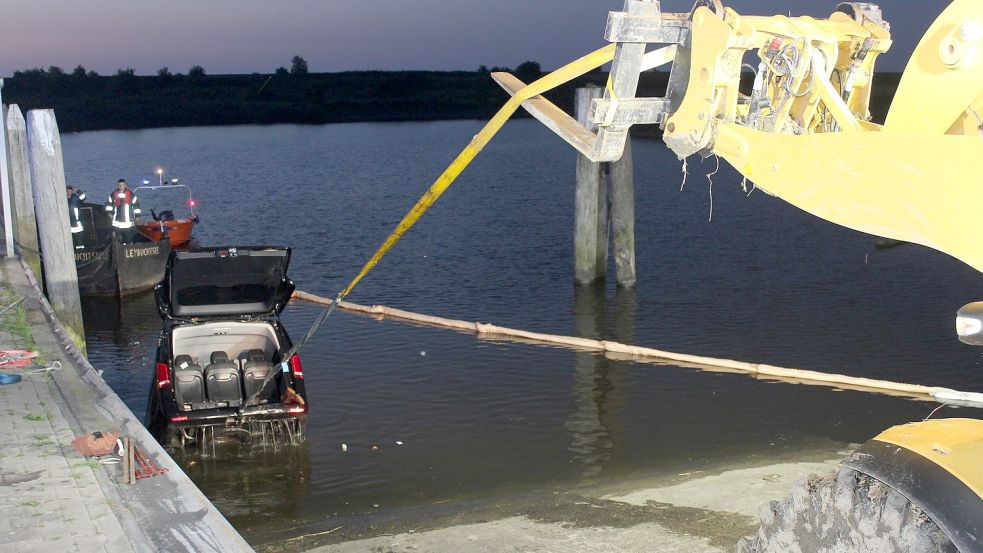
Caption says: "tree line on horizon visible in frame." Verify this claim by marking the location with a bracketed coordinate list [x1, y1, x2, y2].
[3, 55, 581, 132]
[5, 55, 898, 132]
[11, 55, 543, 83]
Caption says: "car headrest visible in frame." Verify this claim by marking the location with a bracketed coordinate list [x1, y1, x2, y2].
[210, 351, 228, 364]
[174, 354, 194, 368]
[247, 349, 266, 362]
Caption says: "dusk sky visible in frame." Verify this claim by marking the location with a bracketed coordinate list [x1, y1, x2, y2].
[2, 0, 950, 76]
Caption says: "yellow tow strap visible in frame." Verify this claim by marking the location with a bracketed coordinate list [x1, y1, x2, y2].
[338, 43, 617, 298]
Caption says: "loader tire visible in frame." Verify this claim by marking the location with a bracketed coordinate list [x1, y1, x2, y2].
[736, 467, 957, 553]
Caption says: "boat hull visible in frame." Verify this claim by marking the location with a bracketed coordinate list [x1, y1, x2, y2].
[75, 240, 171, 297]
[138, 218, 194, 247]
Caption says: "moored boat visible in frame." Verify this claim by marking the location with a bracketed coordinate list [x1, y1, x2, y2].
[134, 170, 199, 247]
[73, 201, 171, 296]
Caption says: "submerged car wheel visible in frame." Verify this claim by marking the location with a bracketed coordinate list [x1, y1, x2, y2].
[737, 468, 956, 553]
[163, 426, 184, 449]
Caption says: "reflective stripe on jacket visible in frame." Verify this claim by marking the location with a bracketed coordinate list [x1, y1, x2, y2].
[68, 191, 83, 233]
[105, 188, 141, 229]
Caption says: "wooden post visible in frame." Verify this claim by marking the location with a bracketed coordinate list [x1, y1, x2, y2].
[6, 106, 41, 280]
[26, 110, 85, 354]
[609, 137, 636, 287]
[0, 81, 15, 257]
[574, 86, 606, 284]
[596, 165, 609, 280]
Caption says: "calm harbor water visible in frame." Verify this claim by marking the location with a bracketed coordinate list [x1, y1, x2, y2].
[64, 120, 983, 549]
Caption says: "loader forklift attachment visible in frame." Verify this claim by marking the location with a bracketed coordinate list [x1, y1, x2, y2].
[493, 0, 983, 274]
[490, 45, 678, 160]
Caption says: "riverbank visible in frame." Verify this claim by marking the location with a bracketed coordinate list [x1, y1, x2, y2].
[296, 443, 849, 552]
[0, 256, 252, 552]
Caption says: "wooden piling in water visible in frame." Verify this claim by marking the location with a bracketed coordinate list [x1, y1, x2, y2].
[574, 87, 605, 284]
[596, 164, 609, 280]
[5, 106, 41, 280]
[574, 86, 637, 287]
[0, 81, 15, 257]
[609, 137, 636, 287]
[26, 110, 85, 354]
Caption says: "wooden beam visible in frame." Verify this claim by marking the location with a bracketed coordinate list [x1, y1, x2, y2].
[0, 81, 14, 256]
[5, 105, 41, 280]
[491, 72, 597, 156]
[574, 88, 605, 284]
[610, 137, 636, 287]
[26, 110, 85, 354]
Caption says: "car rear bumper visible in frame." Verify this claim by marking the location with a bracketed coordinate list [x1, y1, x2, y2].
[167, 404, 307, 427]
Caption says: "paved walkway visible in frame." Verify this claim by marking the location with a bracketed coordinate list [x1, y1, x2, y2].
[0, 257, 253, 553]
[0, 261, 131, 552]
[0, 361, 131, 552]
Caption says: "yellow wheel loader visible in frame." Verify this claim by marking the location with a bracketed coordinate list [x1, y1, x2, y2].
[488, 1, 983, 550]
[340, 1, 983, 549]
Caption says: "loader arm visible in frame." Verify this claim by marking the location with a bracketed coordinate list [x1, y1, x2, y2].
[494, 0, 983, 273]
[488, 4, 983, 548]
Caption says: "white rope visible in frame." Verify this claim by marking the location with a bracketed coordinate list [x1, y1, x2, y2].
[0, 297, 24, 316]
[680, 157, 689, 191]
[706, 155, 719, 222]
[29, 360, 62, 374]
[743, 176, 756, 196]
[923, 403, 950, 420]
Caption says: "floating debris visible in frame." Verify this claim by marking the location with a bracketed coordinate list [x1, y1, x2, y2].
[341, 443, 348, 452]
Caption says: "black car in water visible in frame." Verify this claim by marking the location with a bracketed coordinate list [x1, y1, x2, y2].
[145, 246, 308, 447]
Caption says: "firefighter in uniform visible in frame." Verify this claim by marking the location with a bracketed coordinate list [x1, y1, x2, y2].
[67, 185, 86, 249]
[105, 178, 141, 244]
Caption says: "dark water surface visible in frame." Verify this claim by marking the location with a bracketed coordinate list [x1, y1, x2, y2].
[64, 121, 983, 549]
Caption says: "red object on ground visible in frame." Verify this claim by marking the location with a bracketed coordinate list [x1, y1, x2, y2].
[0, 350, 39, 366]
[133, 444, 168, 479]
[71, 431, 120, 457]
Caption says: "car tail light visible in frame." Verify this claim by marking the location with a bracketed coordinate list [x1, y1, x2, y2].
[170, 415, 188, 422]
[289, 354, 303, 379]
[288, 405, 306, 415]
[156, 362, 171, 389]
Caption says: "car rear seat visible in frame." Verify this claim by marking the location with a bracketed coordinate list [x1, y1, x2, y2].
[242, 348, 275, 403]
[204, 351, 242, 407]
[173, 354, 204, 411]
